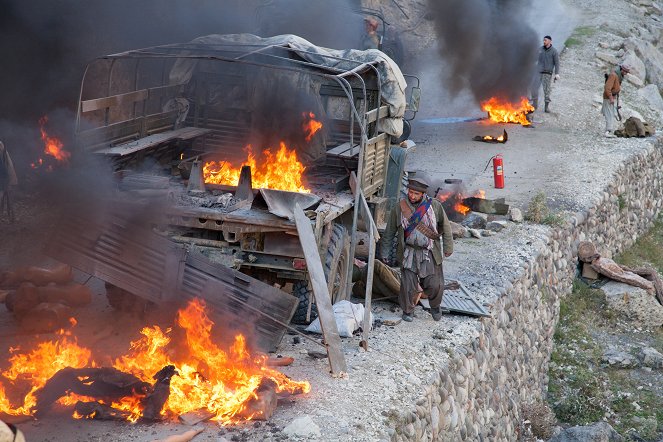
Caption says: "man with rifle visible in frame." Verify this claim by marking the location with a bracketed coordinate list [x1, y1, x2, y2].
[381, 176, 453, 322]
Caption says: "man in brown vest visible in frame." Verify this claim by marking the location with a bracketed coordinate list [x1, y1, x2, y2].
[603, 64, 631, 138]
[381, 176, 453, 322]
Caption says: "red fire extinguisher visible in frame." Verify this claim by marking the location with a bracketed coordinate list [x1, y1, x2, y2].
[493, 154, 504, 189]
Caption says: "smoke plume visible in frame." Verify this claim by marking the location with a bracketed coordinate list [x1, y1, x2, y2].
[427, 0, 539, 103]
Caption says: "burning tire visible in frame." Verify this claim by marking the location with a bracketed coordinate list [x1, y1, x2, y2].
[292, 224, 350, 324]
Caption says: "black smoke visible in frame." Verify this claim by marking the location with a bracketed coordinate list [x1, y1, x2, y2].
[427, 0, 538, 103]
[0, 0, 363, 172]
[0, 0, 362, 263]
[0, 0, 362, 125]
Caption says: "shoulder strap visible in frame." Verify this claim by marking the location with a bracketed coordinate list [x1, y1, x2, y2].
[400, 198, 439, 240]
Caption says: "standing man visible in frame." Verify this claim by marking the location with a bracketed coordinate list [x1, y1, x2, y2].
[381, 176, 453, 322]
[603, 64, 631, 138]
[531, 35, 560, 113]
[0, 141, 17, 221]
[361, 17, 380, 50]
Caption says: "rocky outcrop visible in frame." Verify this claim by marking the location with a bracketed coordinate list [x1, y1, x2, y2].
[549, 421, 624, 442]
[601, 281, 663, 326]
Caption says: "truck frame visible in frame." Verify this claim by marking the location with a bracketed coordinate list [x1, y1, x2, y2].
[69, 35, 418, 325]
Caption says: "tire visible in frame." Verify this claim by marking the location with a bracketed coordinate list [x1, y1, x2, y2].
[291, 224, 350, 324]
[393, 119, 411, 144]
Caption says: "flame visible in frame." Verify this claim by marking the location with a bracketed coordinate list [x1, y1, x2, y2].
[302, 112, 323, 142]
[0, 333, 92, 416]
[203, 143, 309, 193]
[38, 116, 71, 162]
[454, 198, 471, 215]
[0, 299, 309, 423]
[480, 97, 534, 126]
[437, 189, 486, 216]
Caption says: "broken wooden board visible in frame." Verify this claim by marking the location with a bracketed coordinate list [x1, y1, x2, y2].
[462, 197, 509, 215]
[237, 387, 277, 420]
[179, 409, 215, 426]
[293, 204, 347, 375]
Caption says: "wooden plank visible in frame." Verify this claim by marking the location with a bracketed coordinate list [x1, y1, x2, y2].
[366, 132, 389, 146]
[359, 191, 380, 241]
[365, 105, 389, 125]
[293, 204, 347, 375]
[98, 127, 212, 156]
[81, 89, 149, 113]
[327, 142, 360, 158]
[361, 224, 377, 348]
[147, 83, 185, 99]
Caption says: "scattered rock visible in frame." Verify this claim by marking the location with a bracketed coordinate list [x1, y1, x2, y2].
[307, 350, 328, 359]
[486, 220, 507, 232]
[509, 208, 524, 223]
[468, 228, 482, 239]
[449, 221, 467, 239]
[460, 213, 487, 229]
[595, 50, 620, 65]
[601, 347, 640, 368]
[638, 346, 663, 368]
[637, 83, 663, 112]
[549, 421, 624, 442]
[601, 281, 663, 327]
[283, 415, 322, 438]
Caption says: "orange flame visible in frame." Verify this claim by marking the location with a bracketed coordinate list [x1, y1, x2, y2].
[437, 189, 486, 216]
[480, 97, 534, 126]
[0, 334, 92, 416]
[39, 116, 71, 162]
[454, 200, 471, 215]
[0, 299, 309, 423]
[203, 143, 309, 193]
[302, 112, 323, 142]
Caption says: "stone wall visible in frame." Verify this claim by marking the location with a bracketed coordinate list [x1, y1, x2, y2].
[391, 142, 663, 441]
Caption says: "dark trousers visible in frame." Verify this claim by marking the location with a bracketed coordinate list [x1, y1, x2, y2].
[399, 263, 444, 314]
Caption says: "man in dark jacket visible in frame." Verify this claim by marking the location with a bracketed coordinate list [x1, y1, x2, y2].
[603, 64, 630, 138]
[530, 35, 560, 113]
[380, 177, 453, 322]
[0, 141, 17, 221]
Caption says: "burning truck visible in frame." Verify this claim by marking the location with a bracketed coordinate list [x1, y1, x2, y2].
[46, 34, 419, 347]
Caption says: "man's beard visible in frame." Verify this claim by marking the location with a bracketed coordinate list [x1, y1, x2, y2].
[409, 195, 423, 205]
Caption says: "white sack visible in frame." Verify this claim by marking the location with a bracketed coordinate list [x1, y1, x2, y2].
[305, 300, 372, 338]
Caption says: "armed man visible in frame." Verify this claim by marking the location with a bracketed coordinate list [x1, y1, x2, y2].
[380, 176, 453, 322]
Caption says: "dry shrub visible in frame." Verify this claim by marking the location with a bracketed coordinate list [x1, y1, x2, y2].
[521, 401, 557, 440]
[525, 192, 549, 223]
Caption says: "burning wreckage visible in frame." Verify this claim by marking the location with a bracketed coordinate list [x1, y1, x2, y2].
[0, 34, 421, 424]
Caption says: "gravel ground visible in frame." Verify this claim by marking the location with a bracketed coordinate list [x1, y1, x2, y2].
[2, 0, 663, 441]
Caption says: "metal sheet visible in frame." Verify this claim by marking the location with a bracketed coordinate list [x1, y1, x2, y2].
[45, 206, 298, 352]
[442, 283, 491, 317]
[258, 188, 321, 219]
[180, 250, 298, 352]
[45, 210, 185, 304]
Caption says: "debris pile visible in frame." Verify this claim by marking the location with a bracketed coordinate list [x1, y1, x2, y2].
[1, 264, 91, 333]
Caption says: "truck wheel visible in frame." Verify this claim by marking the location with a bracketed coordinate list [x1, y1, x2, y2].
[393, 119, 411, 144]
[291, 224, 350, 324]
